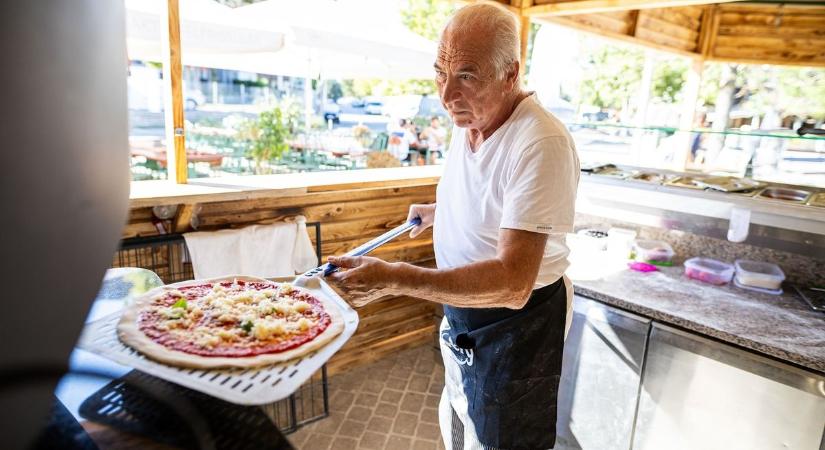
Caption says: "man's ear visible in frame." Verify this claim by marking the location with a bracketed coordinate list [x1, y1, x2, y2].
[507, 61, 520, 89]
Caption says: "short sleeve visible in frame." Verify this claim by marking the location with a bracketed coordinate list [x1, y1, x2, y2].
[500, 136, 579, 234]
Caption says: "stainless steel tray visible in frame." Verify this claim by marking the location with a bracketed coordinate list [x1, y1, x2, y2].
[694, 176, 766, 193]
[630, 172, 678, 185]
[665, 175, 708, 190]
[756, 187, 812, 203]
[806, 192, 825, 208]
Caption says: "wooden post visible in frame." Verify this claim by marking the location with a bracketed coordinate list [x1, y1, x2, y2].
[519, 15, 531, 80]
[673, 58, 704, 171]
[161, 0, 187, 183]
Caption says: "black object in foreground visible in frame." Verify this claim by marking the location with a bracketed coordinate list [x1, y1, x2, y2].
[79, 370, 293, 450]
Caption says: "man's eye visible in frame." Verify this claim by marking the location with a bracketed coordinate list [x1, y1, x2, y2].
[459, 74, 472, 80]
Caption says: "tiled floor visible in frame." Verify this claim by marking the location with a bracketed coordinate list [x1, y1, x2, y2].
[289, 345, 447, 450]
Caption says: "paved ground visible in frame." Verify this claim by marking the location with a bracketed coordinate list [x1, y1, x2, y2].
[289, 345, 447, 450]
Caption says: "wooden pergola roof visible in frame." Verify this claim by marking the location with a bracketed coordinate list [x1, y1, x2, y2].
[501, 0, 825, 67]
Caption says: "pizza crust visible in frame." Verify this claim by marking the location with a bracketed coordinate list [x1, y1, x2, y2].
[117, 275, 345, 369]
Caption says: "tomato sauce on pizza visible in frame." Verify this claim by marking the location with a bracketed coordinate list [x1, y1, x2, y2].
[136, 280, 332, 357]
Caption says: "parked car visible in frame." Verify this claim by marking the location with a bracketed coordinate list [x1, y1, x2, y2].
[364, 97, 384, 115]
[382, 95, 422, 119]
[336, 96, 365, 108]
[417, 95, 449, 119]
[185, 88, 206, 110]
[323, 102, 341, 123]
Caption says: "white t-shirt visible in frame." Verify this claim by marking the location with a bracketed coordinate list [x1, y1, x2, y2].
[433, 93, 580, 293]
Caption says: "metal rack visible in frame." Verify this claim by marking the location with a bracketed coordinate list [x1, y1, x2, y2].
[105, 222, 328, 435]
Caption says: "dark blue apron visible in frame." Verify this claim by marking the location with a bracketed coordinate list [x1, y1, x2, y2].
[442, 277, 567, 450]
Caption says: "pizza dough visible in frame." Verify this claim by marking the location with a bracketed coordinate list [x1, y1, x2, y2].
[118, 275, 344, 369]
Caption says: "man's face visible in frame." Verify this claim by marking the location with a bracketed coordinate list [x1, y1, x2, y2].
[434, 28, 516, 130]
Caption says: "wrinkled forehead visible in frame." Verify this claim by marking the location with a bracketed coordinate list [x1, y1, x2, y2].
[437, 26, 495, 72]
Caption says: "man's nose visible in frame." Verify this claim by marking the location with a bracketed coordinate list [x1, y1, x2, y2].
[440, 76, 460, 106]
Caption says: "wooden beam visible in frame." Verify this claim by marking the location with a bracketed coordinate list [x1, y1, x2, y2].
[453, 0, 521, 14]
[173, 203, 195, 233]
[524, 0, 740, 18]
[534, 16, 702, 59]
[510, 0, 534, 8]
[161, 0, 187, 184]
[697, 4, 719, 58]
[707, 54, 825, 68]
[519, 15, 531, 79]
[628, 10, 641, 37]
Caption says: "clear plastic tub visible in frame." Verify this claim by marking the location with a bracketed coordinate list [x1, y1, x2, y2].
[734, 260, 785, 291]
[684, 257, 735, 285]
[633, 239, 674, 263]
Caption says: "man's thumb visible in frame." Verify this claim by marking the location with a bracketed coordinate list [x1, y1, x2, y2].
[409, 226, 422, 239]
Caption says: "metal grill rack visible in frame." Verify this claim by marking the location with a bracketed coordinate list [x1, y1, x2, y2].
[79, 370, 295, 449]
[104, 222, 328, 433]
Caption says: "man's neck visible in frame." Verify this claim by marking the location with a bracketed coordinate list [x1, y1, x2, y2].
[467, 90, 528, 152]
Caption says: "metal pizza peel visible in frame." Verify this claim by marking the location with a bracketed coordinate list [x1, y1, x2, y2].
[292, 217, 421, 289]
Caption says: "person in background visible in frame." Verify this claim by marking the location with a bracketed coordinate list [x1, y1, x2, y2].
[420, 115, 447, 163]
[387, 118, 417, 163]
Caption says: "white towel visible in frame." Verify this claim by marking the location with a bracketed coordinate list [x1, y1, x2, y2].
[183, 216, 318, 279]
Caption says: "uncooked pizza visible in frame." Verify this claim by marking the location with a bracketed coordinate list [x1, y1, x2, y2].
[118, 276, 344, 368]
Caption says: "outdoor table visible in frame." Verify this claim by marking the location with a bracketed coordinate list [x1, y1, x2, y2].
[130, 147, 224, 167]
[52, 268, 293, 450]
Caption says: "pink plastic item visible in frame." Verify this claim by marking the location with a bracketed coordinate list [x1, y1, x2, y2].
[628, 261, 658, 272]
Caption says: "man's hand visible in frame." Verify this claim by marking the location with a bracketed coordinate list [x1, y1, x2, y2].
[407, 203, 436, 238]
[325, 256, 398, 307]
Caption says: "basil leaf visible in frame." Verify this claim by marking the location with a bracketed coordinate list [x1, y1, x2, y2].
[172, 299, 187, 309]
[241, 321, 254, 333]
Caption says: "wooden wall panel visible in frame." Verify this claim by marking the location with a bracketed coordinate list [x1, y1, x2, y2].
[532, 2, 825, 67]
[118, 181, 441, 374]
[712, 4, 825, 66]
[566, 12, 633, 34]
[636, 6, 703, 52]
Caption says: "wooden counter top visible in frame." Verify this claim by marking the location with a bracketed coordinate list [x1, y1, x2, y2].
[129, 166, 442, 208]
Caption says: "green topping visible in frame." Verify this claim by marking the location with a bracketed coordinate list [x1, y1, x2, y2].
[172, 299, 187, 310]
[241, 321, 254, 333]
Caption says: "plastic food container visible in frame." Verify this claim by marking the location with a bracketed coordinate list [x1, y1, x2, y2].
[633, 239, 674, 264]
[607, 227, 637, 259]
[684, 257, 735, 285]
[574, 228, 609, 251]
[734, 260, 785, 291]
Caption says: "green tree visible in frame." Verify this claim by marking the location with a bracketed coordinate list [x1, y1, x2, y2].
[700, 63, 825, 124]
[327, 80, 344, 102]
[652, 59, 688, 104]
[238, 100, 302, 173]
[578, 46, 644, 110]
[401, 0, 455, 41]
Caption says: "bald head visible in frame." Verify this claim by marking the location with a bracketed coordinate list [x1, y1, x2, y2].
[441, 2, 521, 81]
[434, 2, 525, 138]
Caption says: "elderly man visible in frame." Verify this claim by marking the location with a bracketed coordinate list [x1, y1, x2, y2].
[327, 3, 579, 449]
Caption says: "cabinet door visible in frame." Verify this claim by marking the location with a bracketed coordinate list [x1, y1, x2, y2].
[555, 296, 652, 450]
[633, 323, 825, 450]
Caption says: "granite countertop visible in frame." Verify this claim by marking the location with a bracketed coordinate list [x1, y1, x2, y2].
[571, 265, 825, 375]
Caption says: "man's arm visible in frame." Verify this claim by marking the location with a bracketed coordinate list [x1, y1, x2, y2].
[329, 227, 547, 310]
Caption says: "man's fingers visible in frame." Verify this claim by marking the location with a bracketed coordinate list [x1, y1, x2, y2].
[328, 255, 362, 268]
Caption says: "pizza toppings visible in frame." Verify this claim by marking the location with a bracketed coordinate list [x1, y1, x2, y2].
[135, 280, 332, 357]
